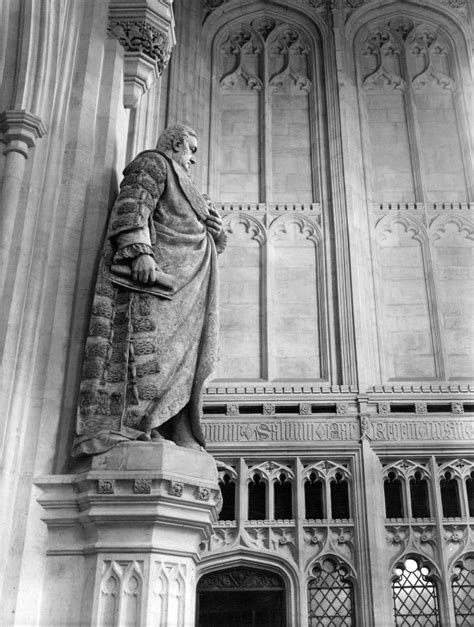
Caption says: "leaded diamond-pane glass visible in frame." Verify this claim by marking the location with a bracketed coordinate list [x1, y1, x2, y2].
[392, 558, 440, 626]
[308, 559, 354, 626]
[452, 557, 474, 627]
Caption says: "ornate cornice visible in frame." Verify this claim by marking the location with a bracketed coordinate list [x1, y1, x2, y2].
[108, 0, 175, 107]
[108, 20, 172, 73]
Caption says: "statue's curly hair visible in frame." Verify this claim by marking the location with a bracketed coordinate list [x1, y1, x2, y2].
[156, 124, 197, 152]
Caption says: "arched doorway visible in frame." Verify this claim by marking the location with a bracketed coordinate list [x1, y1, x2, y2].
[197, 566, 286, 627]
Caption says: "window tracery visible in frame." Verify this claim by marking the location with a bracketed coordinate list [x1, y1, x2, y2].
[213, 17, 315, 204]
[308, 557, 355, 626]
[451, 555, 474, 626]
[391, 557, 440, 626]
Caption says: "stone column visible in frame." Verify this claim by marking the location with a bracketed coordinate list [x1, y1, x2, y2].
[0, 110, 46, 329]
[36, 443, 220, 627]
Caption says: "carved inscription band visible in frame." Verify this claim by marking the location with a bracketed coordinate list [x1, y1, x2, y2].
[204, 420, 358, 442]
[203, 419, 474, 443]
[368, 420, 473, 442]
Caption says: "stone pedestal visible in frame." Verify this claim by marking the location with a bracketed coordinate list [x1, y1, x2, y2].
[36, 442, 220, 626]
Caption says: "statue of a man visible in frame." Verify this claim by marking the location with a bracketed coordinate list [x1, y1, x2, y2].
[73, 125, 225, 456]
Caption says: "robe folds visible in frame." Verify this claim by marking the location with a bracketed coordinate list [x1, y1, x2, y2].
[73, 150, 222, 456]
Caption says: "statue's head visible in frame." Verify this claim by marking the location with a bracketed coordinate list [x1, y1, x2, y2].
[156, 125, 198, 172]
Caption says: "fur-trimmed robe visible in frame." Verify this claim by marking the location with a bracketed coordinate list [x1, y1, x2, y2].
[73, 151, 223, 456]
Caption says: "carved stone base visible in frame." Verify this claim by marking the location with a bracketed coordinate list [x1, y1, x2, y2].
[36, 442, 220, 626]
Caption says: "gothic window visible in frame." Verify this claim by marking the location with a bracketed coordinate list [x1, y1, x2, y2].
[467, 472, 474, 518]
[304, 462, 351, 521]
[440, 471, 461, 518]
[410, 471, 430, 518]
[330, 472, 350, 519]
[305, 472, 324, 519]
[384, 471, 404, 518]
[274, 472, 292, 519]
[392, 557, 440, 626]
[452, 556, 474, 626]
[214, 19, 315, 204]
[357, 20, 470, 202]
[308, 558, 355, 626]
[248, 472, 266, 520]
[219, 473, 236, 521]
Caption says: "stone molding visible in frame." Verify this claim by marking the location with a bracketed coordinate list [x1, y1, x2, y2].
[35, 443, 219, 625]
[0, 110, 47, 157]
[108, 1, 175, 107]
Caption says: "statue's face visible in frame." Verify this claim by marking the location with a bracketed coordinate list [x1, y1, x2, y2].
[173, 134, 198, 172]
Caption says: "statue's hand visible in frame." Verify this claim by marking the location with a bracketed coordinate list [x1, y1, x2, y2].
[131, 254, 157, 284]
[206, 206, 222, 239]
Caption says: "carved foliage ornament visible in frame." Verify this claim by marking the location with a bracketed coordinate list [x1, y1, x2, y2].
[108, 21, 172, 73]
[220, 21, 311, 93]
[361, 21, 455, 93]
[198, 567, 284, 590]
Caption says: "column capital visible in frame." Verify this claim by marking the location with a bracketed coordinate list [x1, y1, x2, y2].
[0, 110, 47, 157]
[108, 0, 175, 107]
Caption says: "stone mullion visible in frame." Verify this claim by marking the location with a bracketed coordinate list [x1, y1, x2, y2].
[428, 455, 456, 626]
[294, 457, 308, 627]
[421, 227, 448, 380]
[399, 50, 427, 203]
[239, 457, 248, 530]
[266, 215, 275, 380]
[359, 439, 394, 626]
[262, 41, 272, 204]
[324, 12, 357, 386]
[268, 472, 275, 521]
[261, 219, 270, 380]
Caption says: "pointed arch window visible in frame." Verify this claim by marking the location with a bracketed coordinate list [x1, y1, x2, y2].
[452, 555, 474, 626]
[330, 472, 350, 519]
[274, 472, 293, 519]
[440, 471, 461, 518]
[466, 471, 474, 517]
[305, 472, 324, 519]
[308, 558, 355, 626]
[218, 472, 236, 521]
[410, 471, 430, 518]
[384, 471, 404, 518]
[392, 557, 440, 626]
[248, 472, 266, 520]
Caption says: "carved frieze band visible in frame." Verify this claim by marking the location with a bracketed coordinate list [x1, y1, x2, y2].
[204, 419, 359, 443]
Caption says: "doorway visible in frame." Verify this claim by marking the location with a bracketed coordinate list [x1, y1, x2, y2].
[197, 567, 286, 627]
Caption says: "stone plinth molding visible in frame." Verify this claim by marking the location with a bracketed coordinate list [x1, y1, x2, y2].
[36, 442, 220, 626]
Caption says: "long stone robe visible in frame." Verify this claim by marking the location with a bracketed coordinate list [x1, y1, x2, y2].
[73, 150, 220, 456]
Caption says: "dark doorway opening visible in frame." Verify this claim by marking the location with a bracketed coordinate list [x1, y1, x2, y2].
[197, 567, 286, 627]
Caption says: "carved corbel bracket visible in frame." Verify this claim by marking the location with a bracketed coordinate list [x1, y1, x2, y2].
[108, 0, 176, 108]
[0, 110, 47, 157]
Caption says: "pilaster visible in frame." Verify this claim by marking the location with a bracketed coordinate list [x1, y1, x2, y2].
[36, 443, 220, 627]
